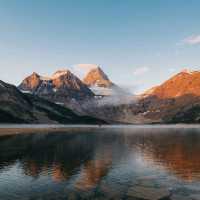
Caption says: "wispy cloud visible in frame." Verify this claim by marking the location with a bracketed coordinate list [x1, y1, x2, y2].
[182, 35, 200, 45]
[133, 67, 150, 76]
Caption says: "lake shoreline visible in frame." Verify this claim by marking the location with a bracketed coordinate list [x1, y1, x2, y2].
[0, 124, 200, 136]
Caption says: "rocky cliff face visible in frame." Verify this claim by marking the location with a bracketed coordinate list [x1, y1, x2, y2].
[18, 72, 42, 92]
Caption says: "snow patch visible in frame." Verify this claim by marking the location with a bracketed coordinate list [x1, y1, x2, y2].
[181, 69, 200, 74]
[55, 102, 64, 105]
[20, 90, 32, 94]
[181, 69, 193, 74]
[51, 70, 69, 79]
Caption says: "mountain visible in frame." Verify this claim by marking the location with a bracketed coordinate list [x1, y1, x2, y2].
[144, 69, 200, 98]
[83, 69, 200, 124]
[8, 67, 200, 124]
[136, 69, 200, 123]
[18, 70, 94, 110]
[0, 80, 105, 124]
[83, 66, 114, 88]
[19, 72, 42, 93]
[139, 70, 200, 123]
[83, 66, 128, 96]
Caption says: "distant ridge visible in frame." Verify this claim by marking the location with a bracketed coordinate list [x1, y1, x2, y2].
[143, 69, 200, 98]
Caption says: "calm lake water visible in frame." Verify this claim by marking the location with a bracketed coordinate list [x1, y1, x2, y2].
[1, 126, 200, 200]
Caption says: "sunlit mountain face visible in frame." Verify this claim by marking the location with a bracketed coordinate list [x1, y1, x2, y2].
[1, 127, 200, 199]
[18, 70, 94, 101]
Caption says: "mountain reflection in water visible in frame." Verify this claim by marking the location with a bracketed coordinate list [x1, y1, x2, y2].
[0, 127, 200, 199]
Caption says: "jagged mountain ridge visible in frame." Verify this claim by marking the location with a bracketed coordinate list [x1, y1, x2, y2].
[0, 80, 105, 124]
[143, 69, 200, 98]
[19, 70, 94, 106]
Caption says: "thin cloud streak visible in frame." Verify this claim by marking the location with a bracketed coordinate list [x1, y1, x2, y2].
[183, 35, 200, 45]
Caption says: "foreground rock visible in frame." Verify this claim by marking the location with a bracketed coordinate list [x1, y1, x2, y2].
[127, 186, 170, 200]
[171, 194, 192, 200]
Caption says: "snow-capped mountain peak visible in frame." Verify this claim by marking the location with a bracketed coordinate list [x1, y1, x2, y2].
[83, 66, 113, 88]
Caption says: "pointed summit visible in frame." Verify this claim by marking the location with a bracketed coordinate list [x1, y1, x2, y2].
[18, 72, 42, 92]
[32, 72, 40, 76]
[83, 66, 114, 88]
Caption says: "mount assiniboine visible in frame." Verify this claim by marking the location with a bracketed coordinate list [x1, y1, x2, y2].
[83, 66, 114, 88]
[1, 65, 200, 124]
[80, 64, 127, 96]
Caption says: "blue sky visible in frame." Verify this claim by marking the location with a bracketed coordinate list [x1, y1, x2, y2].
[0, 0, 200, 93]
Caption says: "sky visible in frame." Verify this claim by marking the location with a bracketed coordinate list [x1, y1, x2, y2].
[0, 0, 200, 93]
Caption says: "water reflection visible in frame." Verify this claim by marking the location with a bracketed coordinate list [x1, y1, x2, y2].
[135, 130, 200, 181]
[0, 127, 200, 199]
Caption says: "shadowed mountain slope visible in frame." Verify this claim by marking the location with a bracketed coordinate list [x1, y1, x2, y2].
[0, 80, 105, 124]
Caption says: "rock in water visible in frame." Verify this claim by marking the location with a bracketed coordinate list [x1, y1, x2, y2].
[127, 186, 170, 200]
